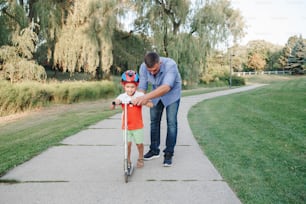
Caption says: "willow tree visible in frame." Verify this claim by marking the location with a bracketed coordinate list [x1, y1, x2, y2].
[190, 0, 245, 74]
[0, 23, 46, 82]
[0, 1, 47, 82]
[131, 0, 244, 86]
[132, 0, 190, 57]
[53, 0, 125, 79]
[31, 0, 73, 69]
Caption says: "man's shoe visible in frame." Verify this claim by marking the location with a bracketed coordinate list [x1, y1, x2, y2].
[143, 150, 160, 161]
[163, 153, 173, 167]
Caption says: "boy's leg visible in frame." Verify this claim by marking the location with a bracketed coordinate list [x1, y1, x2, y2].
[136, 143, 144, 168]
[128, 142, 132, 163]
[133, 129, 144, 167]
[136, 143, 144, 159]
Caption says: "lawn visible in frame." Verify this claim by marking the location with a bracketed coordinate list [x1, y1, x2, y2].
[188, 76, 306, 203]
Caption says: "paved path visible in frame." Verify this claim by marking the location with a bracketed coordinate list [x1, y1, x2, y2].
[0, 84, 266, 204]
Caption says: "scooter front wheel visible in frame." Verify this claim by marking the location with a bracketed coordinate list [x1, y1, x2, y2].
[124, 172, 128, 183]
[124, 158, 129, 183]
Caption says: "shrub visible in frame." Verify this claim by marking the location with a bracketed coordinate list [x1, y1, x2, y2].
[0, 80, 117, 116]
[219, 74, 245, 86]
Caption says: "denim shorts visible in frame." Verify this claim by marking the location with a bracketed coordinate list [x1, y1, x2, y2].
[127, 129, 144, 144]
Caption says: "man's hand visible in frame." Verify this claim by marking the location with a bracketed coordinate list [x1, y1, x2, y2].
[132, 95, 149, 106]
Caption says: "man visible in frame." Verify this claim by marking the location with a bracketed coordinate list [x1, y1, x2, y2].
[133, 52, 181, 167]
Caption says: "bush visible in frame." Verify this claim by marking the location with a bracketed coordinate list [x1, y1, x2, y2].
[219, 74, 245, 86]
[200, 73, 245, 87]
[0, 80, 117, 116]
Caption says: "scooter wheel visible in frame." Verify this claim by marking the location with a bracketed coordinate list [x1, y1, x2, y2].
[124, 173, 128, 183]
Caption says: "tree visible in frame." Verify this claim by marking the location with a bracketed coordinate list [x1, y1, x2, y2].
[286, 36, 306, 74]
[31, 0, 74, 69]
[131, 0, 245, 86]
[244, 40, 283, 71]
[0, 23, 46, 82]
[53, 0, 126, 79]
[247, 53, 266, 72]
[133, 0, 190, 57]
[111, 30, 152, 74]
[189, 0, 245, 76]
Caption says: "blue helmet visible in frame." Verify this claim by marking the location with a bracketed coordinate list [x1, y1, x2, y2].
[121, 70, 139, 84]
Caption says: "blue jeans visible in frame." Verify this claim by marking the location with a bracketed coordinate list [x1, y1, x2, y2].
[149, 99, 180, 155]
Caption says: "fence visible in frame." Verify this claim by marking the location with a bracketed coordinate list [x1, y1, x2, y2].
[235, 71, 292, 76]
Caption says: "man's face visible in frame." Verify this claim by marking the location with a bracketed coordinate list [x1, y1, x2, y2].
[147, 62, 161, 76]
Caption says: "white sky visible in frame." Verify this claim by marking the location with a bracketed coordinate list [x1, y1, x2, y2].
[230, 0, 306, 46]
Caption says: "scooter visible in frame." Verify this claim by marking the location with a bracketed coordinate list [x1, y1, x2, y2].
[112, 101, 133, 183]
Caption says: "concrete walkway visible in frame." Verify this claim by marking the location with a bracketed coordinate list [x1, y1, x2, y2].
[0, 84, 266, 204]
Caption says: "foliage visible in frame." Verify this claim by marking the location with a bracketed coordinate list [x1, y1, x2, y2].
[0, 0, 247, 84]
[111, 30, 152, 74]
[1, 0, 303, 85]
[283, 35, 306, 74]
[32, 0, 73, 69]
[131, 0, 245, 86]
[186, 0, 245, 81]
[0, 80, 117, 116]
[247, 53, 266, 71]
[189, 76, 306, 203]
[230, 40, 284, 72]
[53, 0, 125, 79]
[199, 51, 244, 86]
[278, 35, 306, 74]
[133, 0, 190, 56]
[244, 40, 283, 71]
[191, 0, 245, 46]
[0, 24, 47, 82]
[168, 33, 203, 87]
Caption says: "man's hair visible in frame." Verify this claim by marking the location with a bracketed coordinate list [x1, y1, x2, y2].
[144, 52, 160, 68]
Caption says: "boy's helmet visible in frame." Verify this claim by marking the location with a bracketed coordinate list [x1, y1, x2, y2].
[121, 70, 139, 84]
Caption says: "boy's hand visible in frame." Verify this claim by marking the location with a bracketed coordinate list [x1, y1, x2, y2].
[110, 99, 121, 109]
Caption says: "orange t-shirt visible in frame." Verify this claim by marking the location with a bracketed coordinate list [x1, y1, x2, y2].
[121, 104, 143, 130]
[117, 91, 144, 130]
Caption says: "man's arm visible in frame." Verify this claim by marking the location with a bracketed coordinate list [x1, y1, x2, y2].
[133, 84, 170, 106]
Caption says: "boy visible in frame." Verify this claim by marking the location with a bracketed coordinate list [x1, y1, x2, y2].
[111, 70, 153, 169]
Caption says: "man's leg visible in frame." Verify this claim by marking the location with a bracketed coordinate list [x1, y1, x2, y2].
[144, 100, 164, 160]
[163, 99, 180, 166]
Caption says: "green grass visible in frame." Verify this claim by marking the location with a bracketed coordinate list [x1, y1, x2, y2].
[188, 76, 306, 203]
[0, 100, 120, 176]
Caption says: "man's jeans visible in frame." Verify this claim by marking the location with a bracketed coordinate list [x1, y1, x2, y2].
[149, 99, 180, 155]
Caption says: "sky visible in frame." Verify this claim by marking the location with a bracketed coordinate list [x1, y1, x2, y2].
[230, 0, 306, 46]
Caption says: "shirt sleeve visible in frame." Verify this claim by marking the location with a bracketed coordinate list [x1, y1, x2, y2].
[162, 61, 177, 88]
[138, 63, 148, 92]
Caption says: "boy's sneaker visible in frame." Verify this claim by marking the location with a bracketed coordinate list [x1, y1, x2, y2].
[163, 153, 173, 167]
[143, 150, 160, 161]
